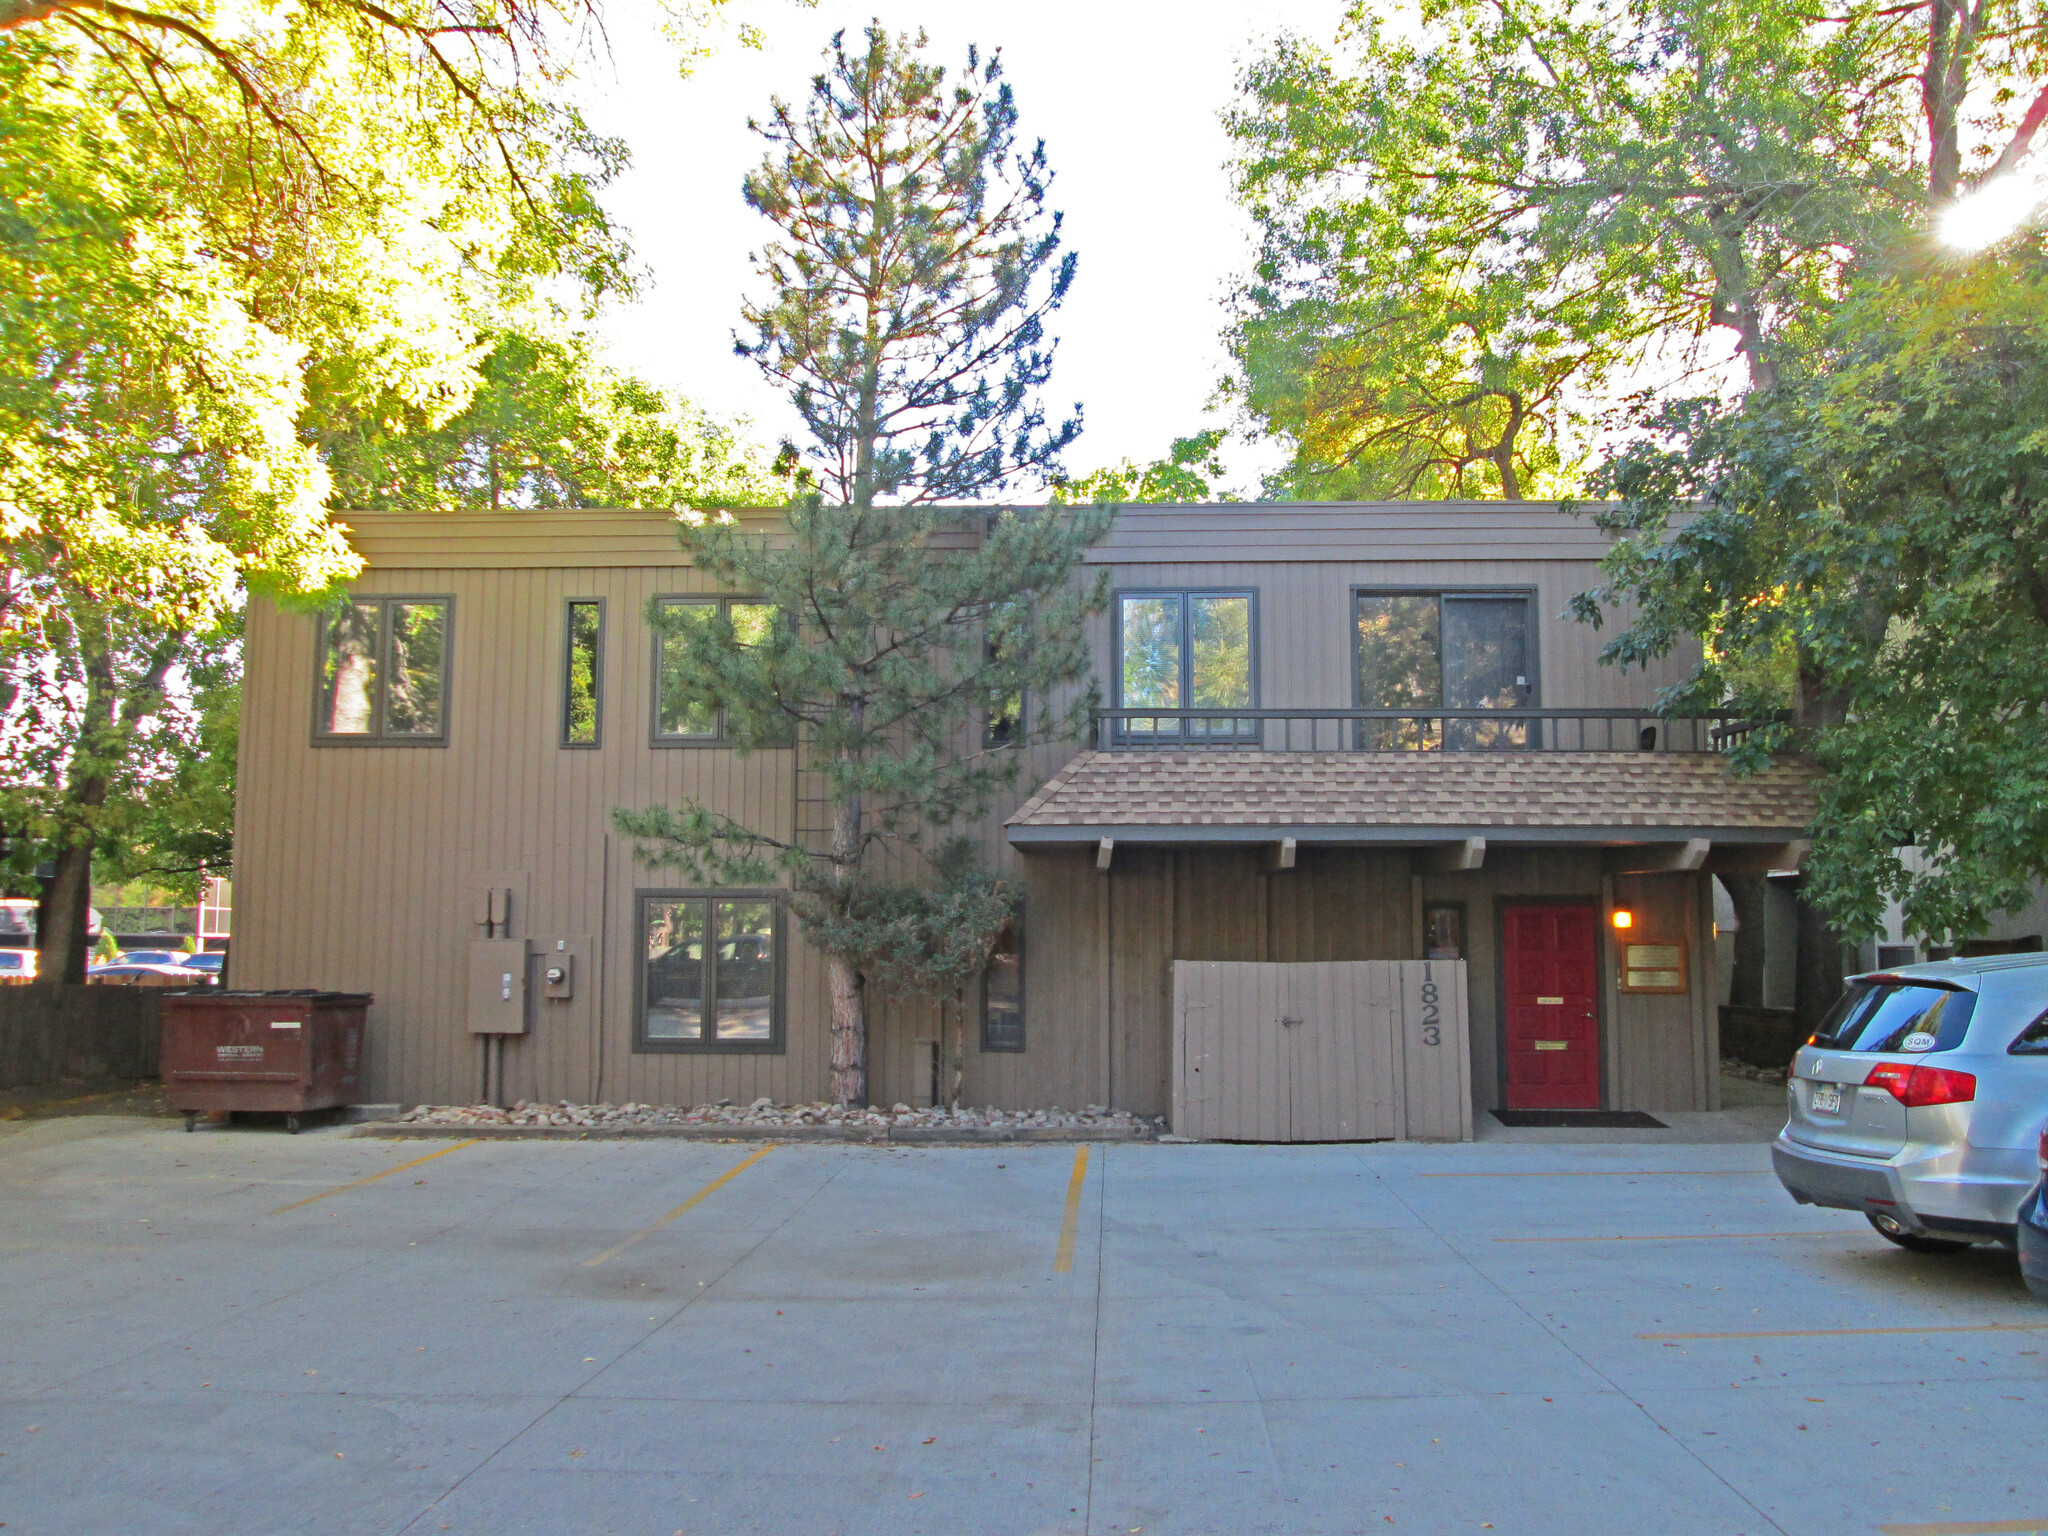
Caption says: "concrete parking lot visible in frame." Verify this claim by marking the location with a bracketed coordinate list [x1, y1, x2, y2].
[1, 1113, 2043, 1536]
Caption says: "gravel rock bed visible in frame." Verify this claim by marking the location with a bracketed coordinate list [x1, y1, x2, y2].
[397, 1097, 1160, 1134]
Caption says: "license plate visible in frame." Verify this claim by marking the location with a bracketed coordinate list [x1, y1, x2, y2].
[1810, 1084, 1842, 1114]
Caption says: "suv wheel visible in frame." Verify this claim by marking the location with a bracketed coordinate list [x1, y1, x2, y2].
[1866, 1210, 1973, 1254]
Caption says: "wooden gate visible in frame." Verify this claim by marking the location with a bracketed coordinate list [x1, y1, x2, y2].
[1171, 961, 1471, 1142]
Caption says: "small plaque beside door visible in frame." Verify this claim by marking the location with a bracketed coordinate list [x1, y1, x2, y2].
[1621, 941, 1687, 994]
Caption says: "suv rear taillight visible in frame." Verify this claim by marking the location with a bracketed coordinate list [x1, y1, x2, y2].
[1864, 1062, 1977, 1107]
[2038, 1125, 2047, 1176]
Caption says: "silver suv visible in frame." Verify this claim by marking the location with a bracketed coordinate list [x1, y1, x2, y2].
[1773, 953, 2048, 1252]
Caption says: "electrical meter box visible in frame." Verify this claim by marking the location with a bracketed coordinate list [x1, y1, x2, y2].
[539, 936, 588, 1002]
[467, 939, 530, 1034]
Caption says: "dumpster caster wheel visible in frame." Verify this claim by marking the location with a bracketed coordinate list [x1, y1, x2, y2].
[183, 1113, 197, 1133]
[286, 1114, 300, 1135]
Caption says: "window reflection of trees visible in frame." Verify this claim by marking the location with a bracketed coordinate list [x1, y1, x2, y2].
[1118, 593, 1255, 740]
[656, 600, 718, 737]
[385, 603, 445, 735]
[1187, 595, 1253, 739]
[1119, 596, 1180, 733]
[654, 598, 784, 741]
[318, 597, 448, 740]
[564, 602, 601, 744]
[1355, 593, 1529, 750]
[321, 602, 381, 735]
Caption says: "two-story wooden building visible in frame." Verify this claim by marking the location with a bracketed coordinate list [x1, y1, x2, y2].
[230, 502, 1817, 1133]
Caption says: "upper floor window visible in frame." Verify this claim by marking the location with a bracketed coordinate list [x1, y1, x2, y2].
[652, 596, 778, 743]
[984, 635, 1025, 749]
[1354, 590, 1533, 749]
[1115, 589, 1256, 741]
[315, 596, 450, 744]
[562, 599, 603, 747]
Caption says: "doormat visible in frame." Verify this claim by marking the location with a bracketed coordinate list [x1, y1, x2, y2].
[1491, 1109, 1668, 1129]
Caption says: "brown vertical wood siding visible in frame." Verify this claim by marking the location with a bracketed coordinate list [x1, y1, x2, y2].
[234, 505, 1717, 1115]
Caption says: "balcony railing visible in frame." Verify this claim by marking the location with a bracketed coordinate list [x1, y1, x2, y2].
[1094, 707, 1775, 753]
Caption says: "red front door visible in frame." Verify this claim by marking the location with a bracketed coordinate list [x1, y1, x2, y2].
[1502, 903, 1601, 1109]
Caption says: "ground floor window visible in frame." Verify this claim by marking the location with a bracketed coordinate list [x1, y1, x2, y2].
[636, 892, 784, 1052]
[1423, 902, 1466, 960]
[981, 921, 1024, 1051]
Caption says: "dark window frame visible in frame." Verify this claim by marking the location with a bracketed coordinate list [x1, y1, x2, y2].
[1350, 586, 1541, 710]
[1422, 900, 1468, 961]
[981, 913, 1025, 1052]
[632, 888, 788, 1055]
[311, 593, 454, 747]
[984, 636, 1026, 750]
[648, 595, 777, 748]
[1110, 586, 1260, 743]
[561, 597, 605, 749]
[1351, 585, 1539, 750]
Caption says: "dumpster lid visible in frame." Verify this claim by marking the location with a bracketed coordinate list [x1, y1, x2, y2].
[163, 988, 373, 1004]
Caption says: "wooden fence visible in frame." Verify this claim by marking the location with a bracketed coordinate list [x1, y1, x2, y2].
[0, 986, 161, 1090]
[1172, 960, 1472, 1142]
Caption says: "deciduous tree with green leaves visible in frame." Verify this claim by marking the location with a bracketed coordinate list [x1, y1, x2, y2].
[317, 328, 792, 513]
[1558, 0, 2048, 997]
[614, 26, 1106, 1107]
[0, 1, 638, 980]
[1581, 251, 2048, 957]
[1055, 430, 1228, 505]
[1224, 0, 2038, 497]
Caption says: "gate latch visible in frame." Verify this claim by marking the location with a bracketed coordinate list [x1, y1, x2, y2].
[1280, 1016, 1304, 1028]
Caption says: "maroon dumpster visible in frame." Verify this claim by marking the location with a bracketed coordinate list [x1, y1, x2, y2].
[161, 990, 371, 1132]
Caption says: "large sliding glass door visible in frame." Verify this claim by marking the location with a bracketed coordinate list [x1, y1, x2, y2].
[1354, 590, 1533, 749]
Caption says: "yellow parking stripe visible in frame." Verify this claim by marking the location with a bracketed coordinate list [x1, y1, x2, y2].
[1053, 1146, 1089, 1274]
[1877, 1520, 2048, 1535]
[1639, 1322, 2048, 1341]
[1420, 1169, 1764, 1178]
[1497, 1231, 1845, 1244]
[269, 1140, 480, 1215]
[583, 1143, 777, 1268]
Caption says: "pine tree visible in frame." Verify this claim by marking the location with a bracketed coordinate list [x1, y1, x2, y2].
[614, 26, 1106, 1106]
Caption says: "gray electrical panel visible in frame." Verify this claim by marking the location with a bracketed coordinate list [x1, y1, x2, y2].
[467, 939, 530, 1034]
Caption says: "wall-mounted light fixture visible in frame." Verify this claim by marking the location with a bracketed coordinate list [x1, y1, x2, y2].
[1611, 909, 1634, 930]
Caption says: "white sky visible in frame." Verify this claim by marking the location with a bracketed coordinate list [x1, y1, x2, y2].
[572, 0, 1352, 494]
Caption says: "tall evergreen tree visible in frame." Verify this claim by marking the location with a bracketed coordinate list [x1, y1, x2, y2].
[615, 26, 1105, 1107]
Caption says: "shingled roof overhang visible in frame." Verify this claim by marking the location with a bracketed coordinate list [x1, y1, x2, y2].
[1004, 751, 1819, 847]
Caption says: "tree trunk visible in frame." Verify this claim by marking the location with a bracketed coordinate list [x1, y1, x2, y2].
[828, 949, 866, 1107]
[947, 987, 965, 1109]
[33, 613, 177, 986]
[827, 779, 866, 1106]
[1792, 878, 1849, 1039]
[1722, 871, 1769, 1008]
[34, 840, 95, 985]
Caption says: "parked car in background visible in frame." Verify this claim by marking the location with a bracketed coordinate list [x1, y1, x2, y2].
[86, 961, 212, 987]
[0, 949, 35, 982]
[1774, 954, 2048, 1251]
[114, 949, 195, 966]
[179, 952, 224, 975]
[0, 898, 103, 940]
[2019, 1130, 2048, 1302]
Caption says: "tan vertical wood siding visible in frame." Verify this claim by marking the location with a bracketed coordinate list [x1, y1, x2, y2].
[234, 506, 1720, 1114]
